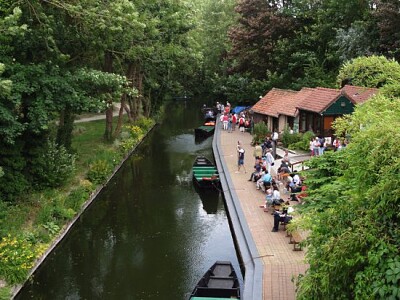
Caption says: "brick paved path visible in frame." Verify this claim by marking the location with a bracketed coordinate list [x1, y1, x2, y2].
[218, 126, 308, 300]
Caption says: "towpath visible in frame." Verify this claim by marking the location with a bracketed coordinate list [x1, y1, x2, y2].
[216, 125, 308, 300]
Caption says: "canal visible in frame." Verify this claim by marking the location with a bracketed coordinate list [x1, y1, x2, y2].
[16, 100, 242, 299]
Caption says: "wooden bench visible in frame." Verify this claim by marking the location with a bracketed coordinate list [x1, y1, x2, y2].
[288, 231, 303, 251]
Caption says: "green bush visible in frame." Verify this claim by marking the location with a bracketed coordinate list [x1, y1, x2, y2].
[135, 117, 155, 131]
[252, 122, 270, 144]
[0, 169, 29, 203]
[0, 234, 46, 284]
[42, 222, 60, 237]
[126, 125, 144, 140]
[281, 127, 302, 147]
[86, 159, 111, 185]
[65, 182, 92, 212]
[32, 140, 76, 189]
[290, 131, 315, 151]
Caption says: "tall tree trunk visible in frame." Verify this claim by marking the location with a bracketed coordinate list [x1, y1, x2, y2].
[103, 51, 114, 141]
[126, 61, 144, 121]
[57, 106, 75, 151]
[104, 97, 113, 141]
[143, 89, 151, 117]
[112, 94, 131, 138]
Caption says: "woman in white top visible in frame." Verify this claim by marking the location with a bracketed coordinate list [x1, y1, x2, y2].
[265, 149, 275, 174]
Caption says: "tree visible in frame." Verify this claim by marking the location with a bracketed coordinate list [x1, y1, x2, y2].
[373, 0, 400, 61]
[228, 0, 297, 79]
[189, 0, 237, 93]
[334, 21, 377, 63]
[337, 55, 400, 88]
[296, 94, 400, 299]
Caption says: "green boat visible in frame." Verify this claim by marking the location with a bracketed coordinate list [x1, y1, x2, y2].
[192, 156, 220, 189]
[195, 124, 215, 139]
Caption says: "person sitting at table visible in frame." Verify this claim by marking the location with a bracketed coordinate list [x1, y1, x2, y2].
[248, 161, 262, 182]
[288, 174, 302, 201]
[262, 184, 280, 212]
[277, 161, 290, 182]
[256, 170, 272, 190]
[296, 184, 308, 204]
[271, 201, 294, 232]
[282, 149, 291, 165]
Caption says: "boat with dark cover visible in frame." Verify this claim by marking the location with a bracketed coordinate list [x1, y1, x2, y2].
[194, 121, 215, 139]
[202, 107, 217, 122]
[189, 261, 241, 299]
[192, 156, 220, 189]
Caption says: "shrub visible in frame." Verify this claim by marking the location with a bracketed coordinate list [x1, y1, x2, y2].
[126, 125, 144, 140]
[0, 234, 46, 284]
[290, 131, 315, 151]
[118, 138, 137, 155]
[42, 222, 60, 237]
[86, 160, 111, 185]
[64, 181, 93, 212]
[252, 122, 270, 144]
[281, 127, 302, 147]
[134, 117, 155, 132]
[32, 140, 76, 189]
[0, 169, 29, 203]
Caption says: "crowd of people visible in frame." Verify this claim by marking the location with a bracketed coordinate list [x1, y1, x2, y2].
[310, 136, 350, 156]
[237, 136, 307, 233]
[215, 100, 309, 233]
[216, 101, 252, 133]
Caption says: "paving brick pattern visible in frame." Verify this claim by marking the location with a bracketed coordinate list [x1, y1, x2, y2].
[219, 127, 308, 300]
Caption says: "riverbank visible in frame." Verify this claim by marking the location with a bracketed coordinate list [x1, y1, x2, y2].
[0, 114, 157, 299]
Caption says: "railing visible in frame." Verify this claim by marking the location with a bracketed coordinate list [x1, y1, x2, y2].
[289, 155, 311, 173]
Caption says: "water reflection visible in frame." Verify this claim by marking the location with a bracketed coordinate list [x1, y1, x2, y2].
[16, 101, 242, 299]
[194, 185, 220, 214]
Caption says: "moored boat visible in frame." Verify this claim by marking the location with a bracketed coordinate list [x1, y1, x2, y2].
[194, 121, 215, 139]
[192, 156, 220, 189]
[189, 261, 241, 299]
[202, 107, 217, 122]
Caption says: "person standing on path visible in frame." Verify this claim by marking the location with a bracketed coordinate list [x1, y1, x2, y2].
[222, 113, 229, 130]
[253, 142, 263, 163]
[236, 146, 247, 173]
[232, 113, 237, 131]
[227, 114, 232, 133]
[265, 148, 275, 174]
[238, 115, 246, 133]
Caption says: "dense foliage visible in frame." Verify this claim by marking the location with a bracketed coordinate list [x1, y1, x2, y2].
[204, 0, 400, 102]
[296, 95, 400, 299]
[1, 0, 400, 296]
[0, 0, 198, 202]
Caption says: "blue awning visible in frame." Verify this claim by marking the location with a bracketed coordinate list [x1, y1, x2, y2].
[231, 106, 251, 114]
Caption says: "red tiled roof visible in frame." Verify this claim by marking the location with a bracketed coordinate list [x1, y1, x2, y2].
[299, 87, 340, 113]
[253, 85, 378, 117]
[341, 85, 378, 104]
[252, 88, 298, 117]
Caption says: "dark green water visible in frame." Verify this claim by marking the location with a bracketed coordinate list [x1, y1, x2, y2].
[16, 101, 242, 299]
